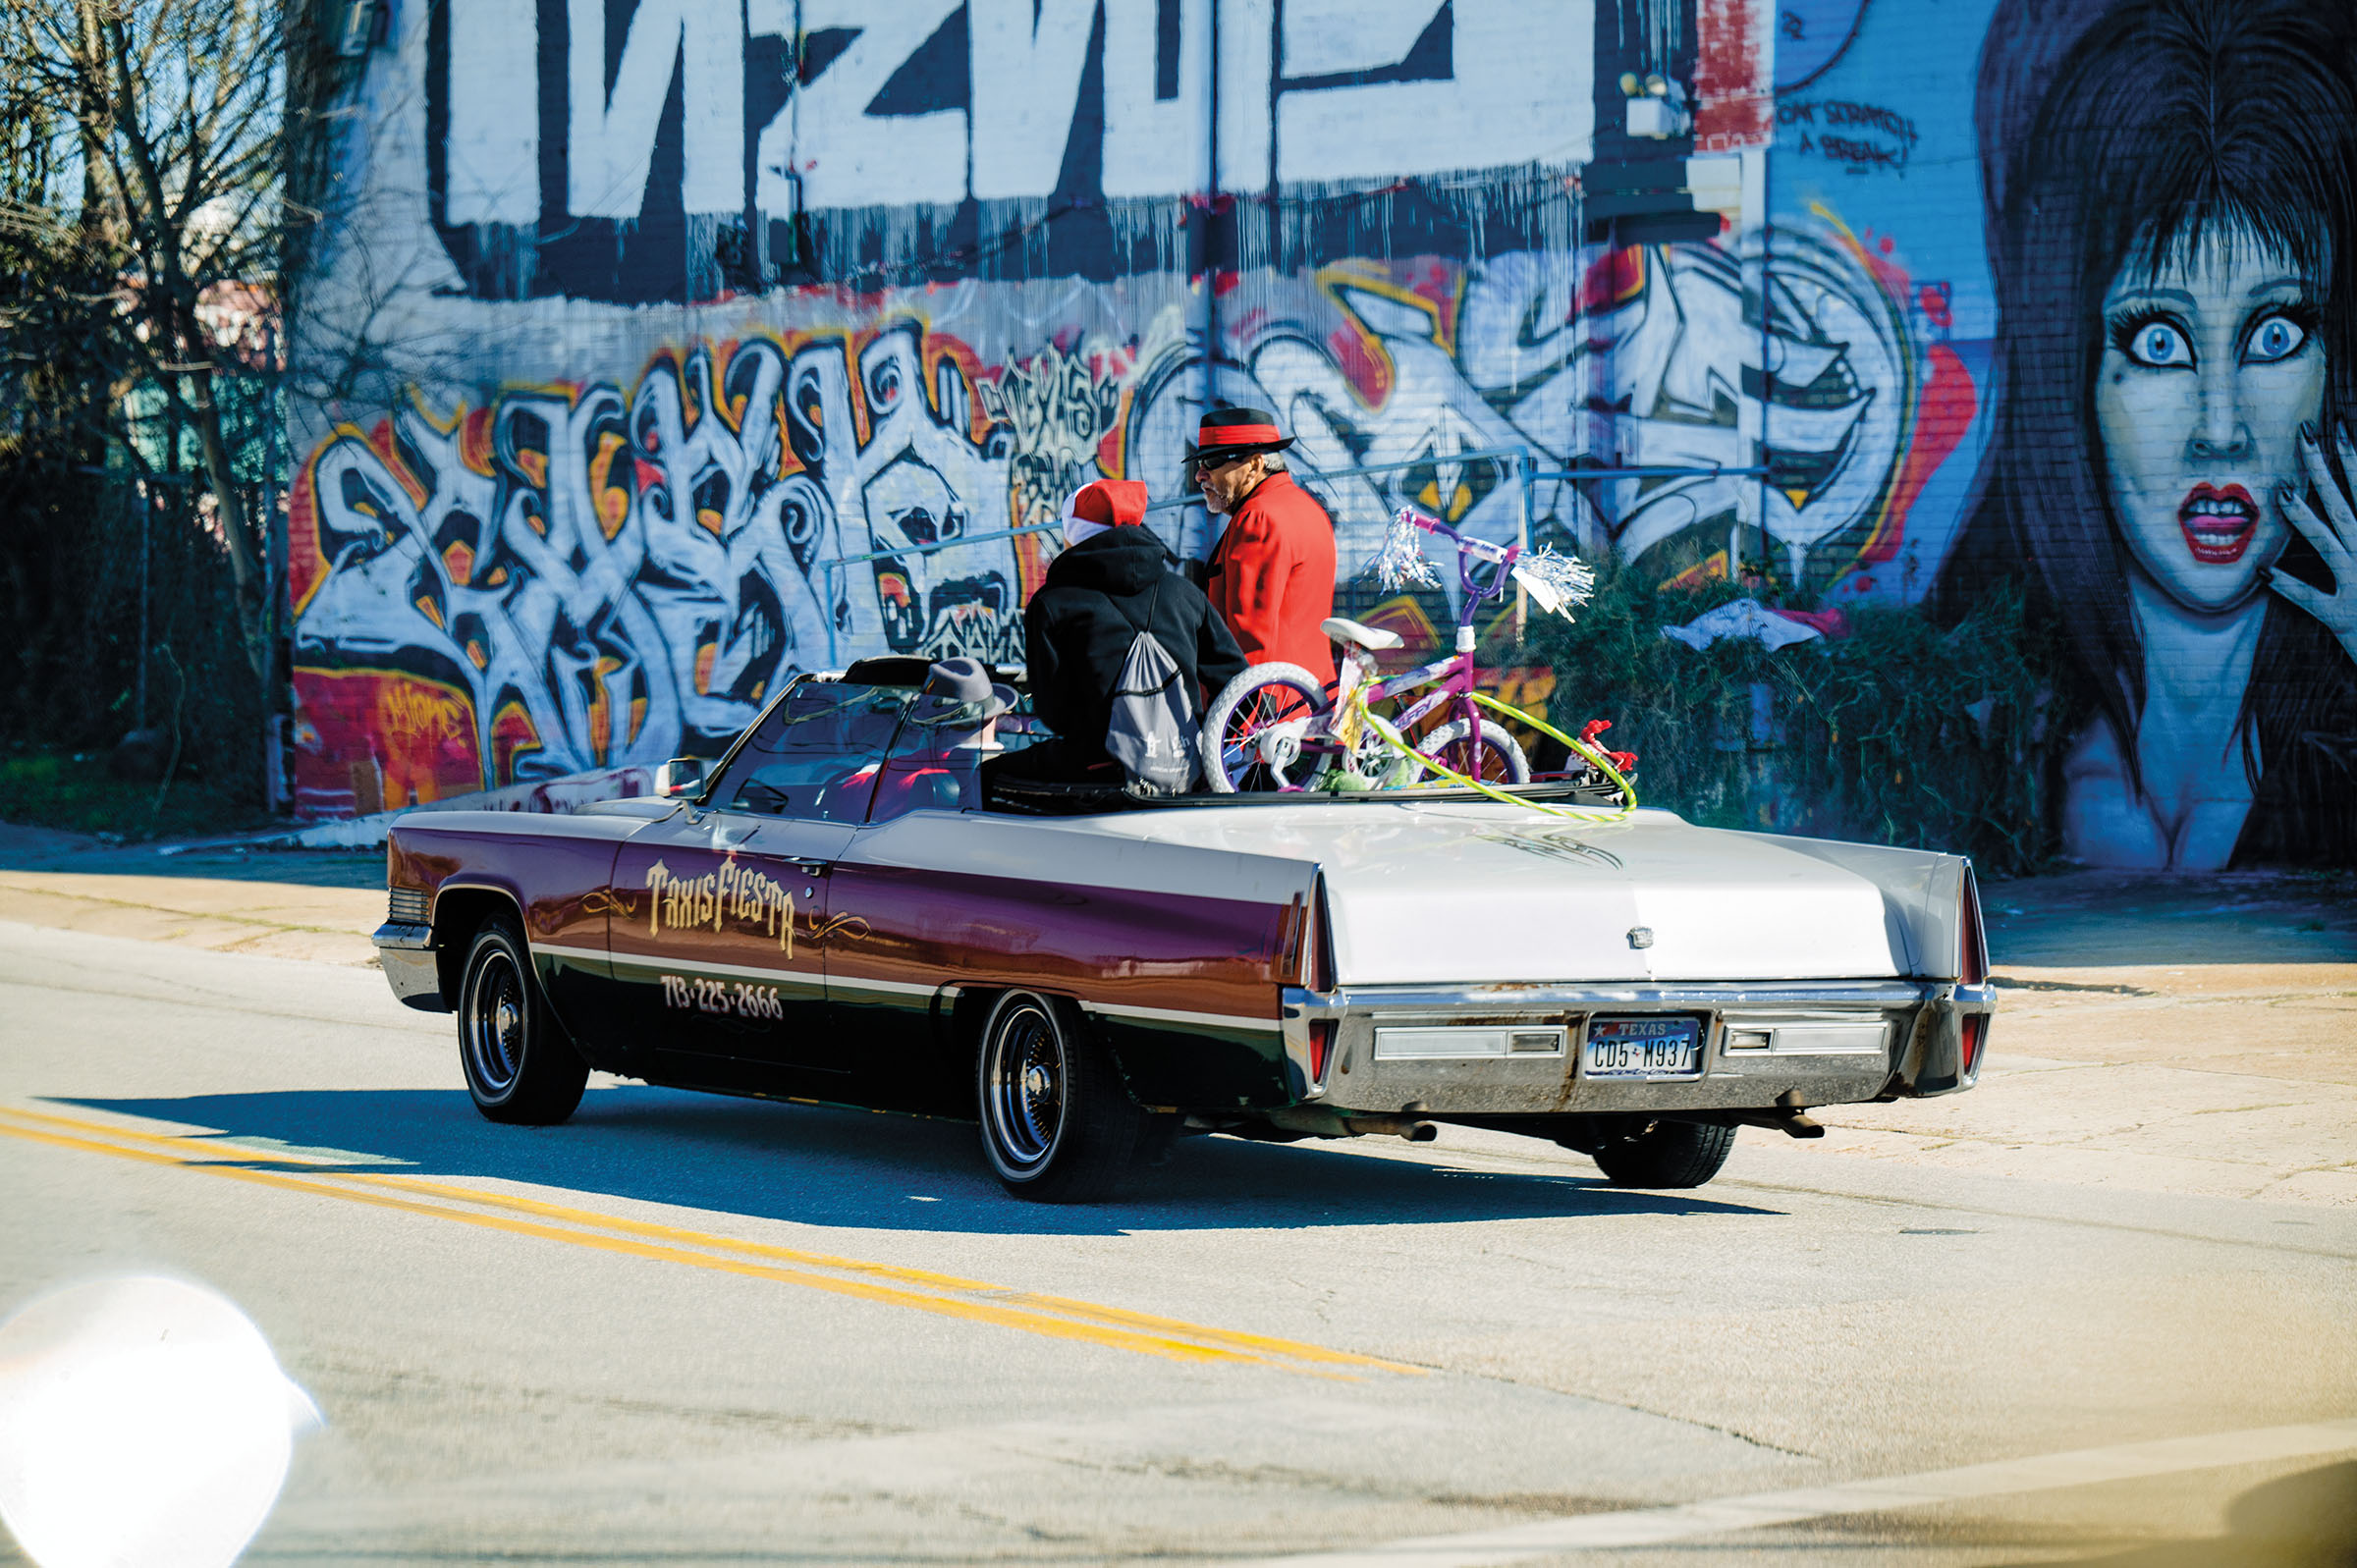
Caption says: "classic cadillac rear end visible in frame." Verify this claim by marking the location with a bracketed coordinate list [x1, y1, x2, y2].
[1278, 814, 1993, 1111]
[1075, 803, 1997, 1177]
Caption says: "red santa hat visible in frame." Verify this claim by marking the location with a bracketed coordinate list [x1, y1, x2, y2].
[1058, 478, 1149, 544]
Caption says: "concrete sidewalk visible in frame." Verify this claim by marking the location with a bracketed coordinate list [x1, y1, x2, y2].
[0, 821, 383, 964]
[1817, 870, 2357, 1208]
[3, 819, 2351, 1207]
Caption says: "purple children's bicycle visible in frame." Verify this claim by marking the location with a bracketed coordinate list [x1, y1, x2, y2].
[1198, 508, 1596, 794]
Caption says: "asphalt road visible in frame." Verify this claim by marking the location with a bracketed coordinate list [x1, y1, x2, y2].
[3, 917, 2355, 1566]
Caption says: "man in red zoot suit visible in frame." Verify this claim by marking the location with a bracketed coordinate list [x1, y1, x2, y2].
[1189, 406, 1338, 687]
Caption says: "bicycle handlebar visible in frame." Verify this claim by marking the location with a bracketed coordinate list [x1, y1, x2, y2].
[1381, 508, 1597, 630]
[1397, 508, 1518, 566]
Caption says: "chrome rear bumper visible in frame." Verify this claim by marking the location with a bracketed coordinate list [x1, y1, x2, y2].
[1279, 979, 1996, 1113]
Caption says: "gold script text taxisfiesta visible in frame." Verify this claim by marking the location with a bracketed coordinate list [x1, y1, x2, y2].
[643, 856, 795, 952]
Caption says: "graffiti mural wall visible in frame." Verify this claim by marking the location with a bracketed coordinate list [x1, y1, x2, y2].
[290, 228, 1962, 807]
[293, 0, 2356, 867]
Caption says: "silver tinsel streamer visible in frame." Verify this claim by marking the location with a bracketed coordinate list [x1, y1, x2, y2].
[1375, 510, 1443, 591]
[1512, 547, 1598, 621]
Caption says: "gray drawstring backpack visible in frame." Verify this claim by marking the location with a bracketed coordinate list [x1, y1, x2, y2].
[1104, 575, 1200, 796]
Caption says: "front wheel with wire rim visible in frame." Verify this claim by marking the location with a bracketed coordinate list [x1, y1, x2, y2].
[458, 915, 588, 1125]
[1413, 717, 1531, 785]
[976, 991, 1151, 1202]
[1199, 663, 1335, 792]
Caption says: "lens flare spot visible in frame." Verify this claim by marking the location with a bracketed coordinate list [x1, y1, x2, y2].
[0, 1276, 320, 1568]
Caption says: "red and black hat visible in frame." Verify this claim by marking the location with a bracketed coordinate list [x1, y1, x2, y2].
[1183, 405, 1295, 476]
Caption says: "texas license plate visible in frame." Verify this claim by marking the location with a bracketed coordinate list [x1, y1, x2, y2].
[1582, 1016, 1703, 1081]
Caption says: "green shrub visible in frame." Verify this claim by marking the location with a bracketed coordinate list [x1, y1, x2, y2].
[1521, 570, 2073, 873]
[0, 747, 269, 842]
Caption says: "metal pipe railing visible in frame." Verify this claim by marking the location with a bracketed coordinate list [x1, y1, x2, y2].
[1524, 463, 1772, 481]
[815, 456, 1777, 663]
[818, 520, 1060, 664]
[1138, 443, 1538, 514]
[821, 520, 1058, 570]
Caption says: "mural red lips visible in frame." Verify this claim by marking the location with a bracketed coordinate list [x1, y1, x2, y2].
[2178, 483, 2259, 564]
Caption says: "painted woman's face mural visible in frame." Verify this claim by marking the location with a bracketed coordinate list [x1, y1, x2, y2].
[2095, 229, 2325, 614]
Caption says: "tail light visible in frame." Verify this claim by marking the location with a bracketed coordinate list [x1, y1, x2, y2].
[1959, 867, 1988, 986]
[1307, 1019, 1336, 1081]
[1285, 878, 1339, 1092]
[1959, 1012, 1988, 1077]
[1958, 867, 1990, 1077]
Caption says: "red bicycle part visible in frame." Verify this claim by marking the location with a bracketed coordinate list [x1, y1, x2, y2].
[1579, 718, 1639, 775]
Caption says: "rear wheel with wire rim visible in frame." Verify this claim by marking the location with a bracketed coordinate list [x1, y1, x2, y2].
[976, 991, 1150, 1203]
[1414, 718, 1531, 785]
[458, 915, 588, 1125]
[1199, 663, 1335, 792]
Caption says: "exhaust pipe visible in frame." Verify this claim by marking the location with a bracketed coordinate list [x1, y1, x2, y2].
[1341, 1114, 1439, 1142]
[1728, 1092, 1825, 1139]
[1255, 1106, 1441, 1143]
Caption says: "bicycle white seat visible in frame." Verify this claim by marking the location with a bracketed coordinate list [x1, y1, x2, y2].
[1322, 616, 1403, 651]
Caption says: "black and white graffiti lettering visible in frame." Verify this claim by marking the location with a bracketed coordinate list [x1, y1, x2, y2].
[294, 326, 1030, 785]
[425, 0, 1595, 302]
[1582, 230, 1907, 581]
[977, 344, 1124, 538]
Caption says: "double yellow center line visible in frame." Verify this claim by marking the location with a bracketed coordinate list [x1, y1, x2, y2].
[0, 1104, 1422, 1380]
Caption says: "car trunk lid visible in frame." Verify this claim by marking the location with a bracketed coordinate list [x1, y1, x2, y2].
[1101, 803, 1912, 985]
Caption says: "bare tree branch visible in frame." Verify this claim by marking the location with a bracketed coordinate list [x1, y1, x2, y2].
[0, 0, 284, 683]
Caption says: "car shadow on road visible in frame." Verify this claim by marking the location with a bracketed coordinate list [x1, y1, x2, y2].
[58, 1084, 1780, 1236]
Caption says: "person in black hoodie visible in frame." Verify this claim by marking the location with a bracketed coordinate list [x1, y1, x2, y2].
[995, 478, 1247, 787]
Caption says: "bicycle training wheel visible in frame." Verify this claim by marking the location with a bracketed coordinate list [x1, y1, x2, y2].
[1200, 664, 1334, 792]
[1414, 718, 1531, 786]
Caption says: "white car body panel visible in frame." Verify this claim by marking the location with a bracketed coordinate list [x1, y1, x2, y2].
[1073, 802, 1941, 985]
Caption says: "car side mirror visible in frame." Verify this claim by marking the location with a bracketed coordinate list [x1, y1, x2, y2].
[656, 757, 707, 798]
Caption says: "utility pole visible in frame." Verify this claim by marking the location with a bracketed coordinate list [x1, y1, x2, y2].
[136, 479, 151, 729]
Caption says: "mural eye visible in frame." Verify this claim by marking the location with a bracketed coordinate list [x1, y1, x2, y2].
[2123, 320, 2192, 368]
[2243, 313, 2308, 365]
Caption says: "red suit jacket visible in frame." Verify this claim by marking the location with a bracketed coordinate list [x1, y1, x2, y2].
[1205, 471, 1338, 686]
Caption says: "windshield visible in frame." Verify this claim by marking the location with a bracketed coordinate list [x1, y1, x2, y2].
[705, 682, 913, 822]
